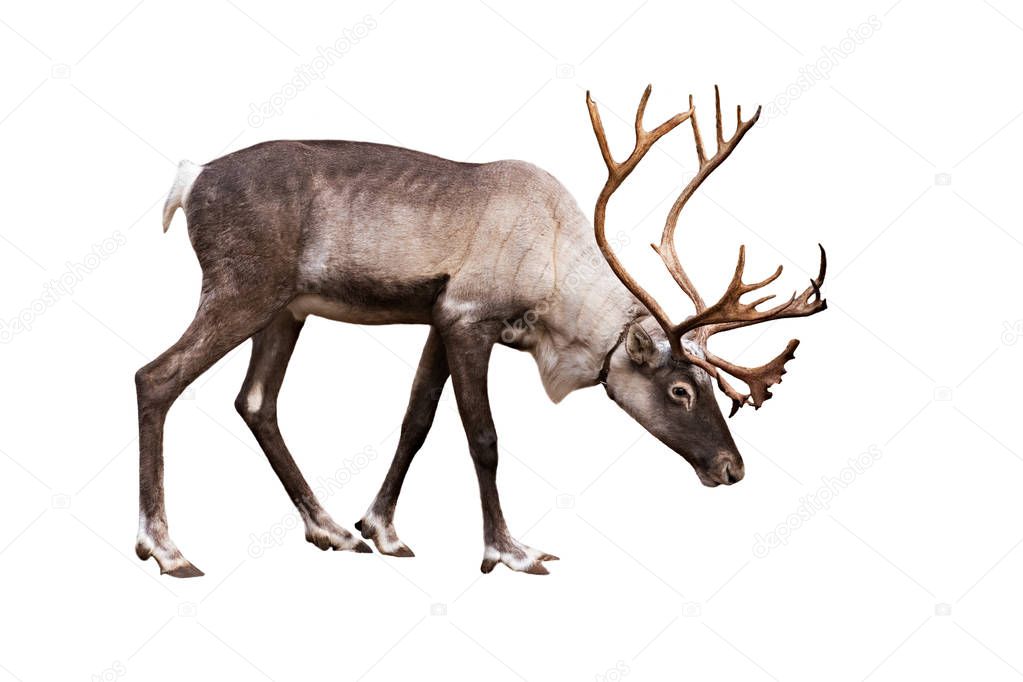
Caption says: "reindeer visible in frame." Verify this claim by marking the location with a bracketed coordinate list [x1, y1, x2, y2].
[136, 85, 826, 577]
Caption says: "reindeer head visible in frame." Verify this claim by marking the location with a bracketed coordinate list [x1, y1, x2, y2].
[588, 85, 827, 486]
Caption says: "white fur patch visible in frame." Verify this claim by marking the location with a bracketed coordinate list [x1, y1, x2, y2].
[531, 328, 598, 403]
[136, 511, 155, 552]
[136, 513, 191, 570]
[361, 512, 404, 553]
[483, 540, 554, 571]
[681, 337, 706, 358]
[297, 239, 334, 280]
[299, 508, 362, 550]
[162, 160, 203, 232]
[246, 382, 263, 413]
[177, 161, 202, 208]
[484, 545, 536, 571]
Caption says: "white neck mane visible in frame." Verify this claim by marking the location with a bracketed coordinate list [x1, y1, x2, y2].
[527, 232, 643, 402]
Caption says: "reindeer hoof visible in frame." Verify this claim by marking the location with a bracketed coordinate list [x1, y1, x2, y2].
[356, 513, 415, 557]
[481, 539, 558, 575]
[165, 562, 205, 578]
[136, 531, 204, 578]
[303, 513, 372, 554]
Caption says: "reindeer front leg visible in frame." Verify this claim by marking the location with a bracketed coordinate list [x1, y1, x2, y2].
[440, 319, 559, 575]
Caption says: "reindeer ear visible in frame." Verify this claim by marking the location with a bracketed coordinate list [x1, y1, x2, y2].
[625, 323, 658, 366]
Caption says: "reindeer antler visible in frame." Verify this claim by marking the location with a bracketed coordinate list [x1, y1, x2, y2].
[586, 85, 694, 335]
[588, 85, 827, 415]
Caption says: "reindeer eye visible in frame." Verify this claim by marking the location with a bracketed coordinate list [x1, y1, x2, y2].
[668, 382, 694, 408]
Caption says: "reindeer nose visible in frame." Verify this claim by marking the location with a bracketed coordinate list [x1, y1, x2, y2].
[717, 450, 745, 485]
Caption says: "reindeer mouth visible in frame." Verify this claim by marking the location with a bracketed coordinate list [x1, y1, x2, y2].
[697, 472, 722, 488]
[696, 457, 744, 487]
[698, 474, 741, 487]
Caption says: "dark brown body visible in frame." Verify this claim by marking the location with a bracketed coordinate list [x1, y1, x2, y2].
[187, 140, 581, 327]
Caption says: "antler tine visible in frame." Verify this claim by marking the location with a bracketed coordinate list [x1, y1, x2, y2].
[587, 86, 694, 355]
[586, 86, 693, 187]
[690, 94, 707, 166]
[686, 244, 827, 339]
[707, 340, 801, 415]
[715, 86, 724, 150]
[634, 85, 652, 140]
[686, 245, 826, 417]
[651, 87, 762, 329]
[586, 90, 617, 177]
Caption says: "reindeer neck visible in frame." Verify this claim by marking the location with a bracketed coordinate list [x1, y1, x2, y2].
[529, 232, 644, 403]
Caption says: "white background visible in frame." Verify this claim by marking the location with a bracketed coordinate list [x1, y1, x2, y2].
[1, 1, 1021, 680]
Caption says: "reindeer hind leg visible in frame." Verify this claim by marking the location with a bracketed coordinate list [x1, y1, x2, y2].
[135, 295, 284, 577]
[236, 310, 370, 554]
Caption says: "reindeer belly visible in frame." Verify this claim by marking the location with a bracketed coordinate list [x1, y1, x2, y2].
[287, 272, 449, 325]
